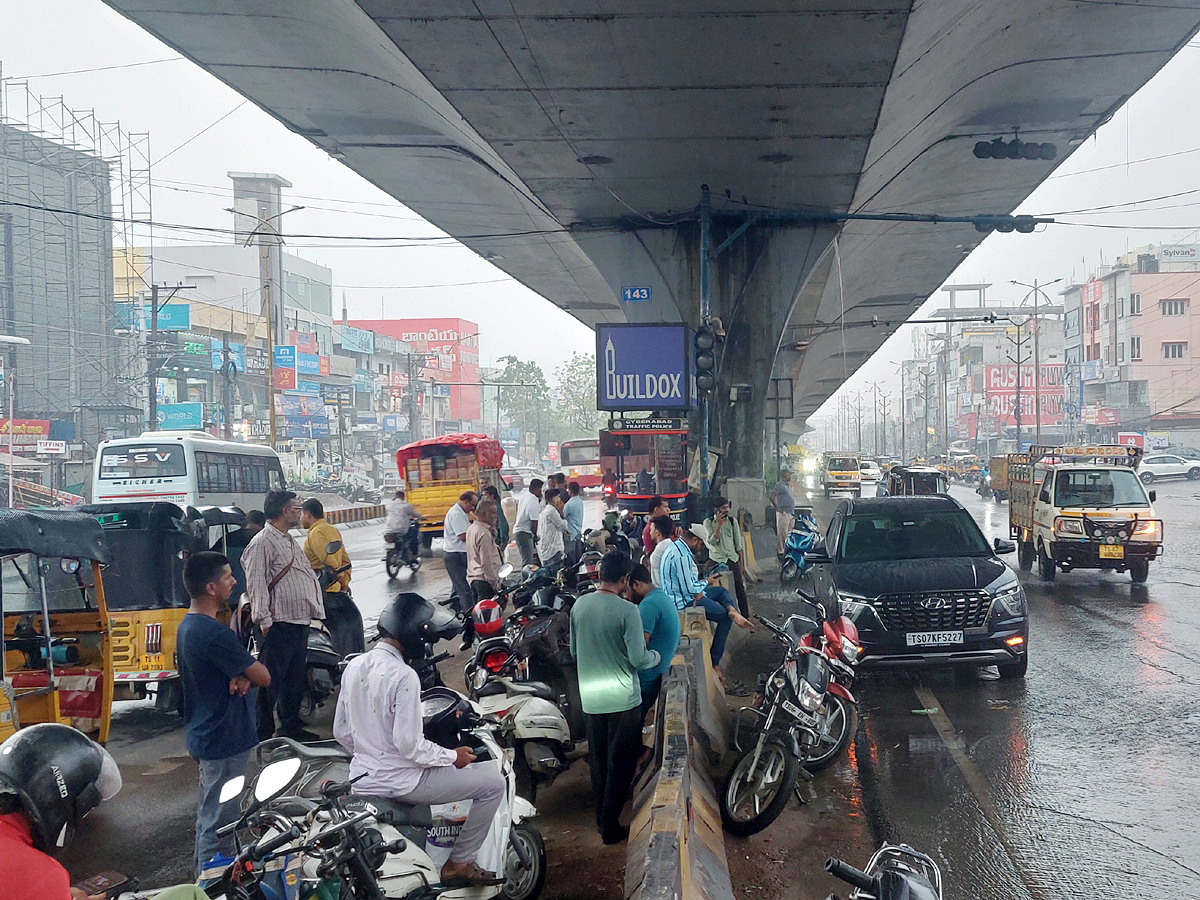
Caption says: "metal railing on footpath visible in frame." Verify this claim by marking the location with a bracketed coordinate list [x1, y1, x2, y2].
[625, 608, 735, 900]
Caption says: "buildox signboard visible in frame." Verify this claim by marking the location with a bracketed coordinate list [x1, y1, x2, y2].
[595, 323, 690, 411]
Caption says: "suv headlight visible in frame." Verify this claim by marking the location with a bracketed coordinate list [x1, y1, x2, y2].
[798, 678, 823, 712]
[991, 583, 1026, 618]
[838, 592, 872, 619]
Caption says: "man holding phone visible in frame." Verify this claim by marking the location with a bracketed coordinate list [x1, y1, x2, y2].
[704, 496, 751, 617]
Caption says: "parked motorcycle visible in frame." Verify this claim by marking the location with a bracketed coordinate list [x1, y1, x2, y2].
[780, 511, 822, 585]
[825, 843, 942, 900]
[794, 589, 859, 772]
[224, 693, 548, 900]
[720, 599, 837, 836]
[385, 520, 422, 578]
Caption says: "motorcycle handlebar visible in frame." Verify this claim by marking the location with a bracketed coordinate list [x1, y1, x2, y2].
[247, 823, 303, 861]
[825, 858, 875, 893]
[755, 614, 785, 635]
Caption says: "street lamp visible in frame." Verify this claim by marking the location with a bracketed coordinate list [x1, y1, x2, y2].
[1010, 278, 1063, 445]
[0, 334, 33, 508]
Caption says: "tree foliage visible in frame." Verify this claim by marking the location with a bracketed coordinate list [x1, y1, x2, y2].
[554, 352, 606, 436]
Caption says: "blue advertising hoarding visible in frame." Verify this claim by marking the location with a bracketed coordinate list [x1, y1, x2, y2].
[211, 342, 246, 372]
[295, 379, 322, 395]
[339, 325, 375, 355]
[595, 323, 690, 411]
[274, 346, 296, 371]
[156, 402, 204, 429]
[297, 352, 320, 375]
[114, 301, 190, 332]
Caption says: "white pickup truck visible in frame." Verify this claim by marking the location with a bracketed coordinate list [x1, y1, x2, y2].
[1007, 444, 1162, 583]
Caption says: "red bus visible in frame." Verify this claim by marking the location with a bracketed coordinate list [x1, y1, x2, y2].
[559, 438, 602, 488]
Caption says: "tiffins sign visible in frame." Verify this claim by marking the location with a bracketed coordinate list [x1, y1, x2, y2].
[596, 324, 690, 411]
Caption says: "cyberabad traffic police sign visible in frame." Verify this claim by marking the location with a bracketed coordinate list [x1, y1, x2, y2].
[596, 324, 690, 411]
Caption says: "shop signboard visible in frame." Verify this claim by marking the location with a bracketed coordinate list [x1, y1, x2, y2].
[156, 403, 204, 430]
[596, 324, 690, 411]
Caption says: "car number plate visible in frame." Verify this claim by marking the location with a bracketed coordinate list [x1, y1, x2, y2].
[141, 653, 165, 671]
[905, 631, 963, 647]
[1099, 544, 1124, 559]
[781, 699, 816, 726]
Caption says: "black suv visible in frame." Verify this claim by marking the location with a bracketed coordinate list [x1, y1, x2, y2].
[807, 495, 1028, 678]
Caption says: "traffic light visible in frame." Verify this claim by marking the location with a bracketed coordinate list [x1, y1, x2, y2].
[694, 325, 717, 392]
[973, 138, 1057, 161]
[973, 215, 1038, 234]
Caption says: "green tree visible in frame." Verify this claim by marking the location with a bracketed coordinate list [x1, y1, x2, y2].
[554, 352, 606, 436]
[496, 355, 554, 458]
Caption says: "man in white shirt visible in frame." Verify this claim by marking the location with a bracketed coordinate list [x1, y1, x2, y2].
[335, 597, 505, 887]
[513, 478, 543, 566]
[442, 491, 477, 615]
[537, 489, 571, 571]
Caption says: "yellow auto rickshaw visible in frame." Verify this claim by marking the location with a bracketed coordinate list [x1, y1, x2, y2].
[0, 508, 115, 744]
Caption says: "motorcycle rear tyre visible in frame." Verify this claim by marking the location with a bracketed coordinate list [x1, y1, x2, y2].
[779, 558, 800, 585]
[720, 736, 798, 836]
[502, 823, 547, 900]
[385, 551, 401, 579]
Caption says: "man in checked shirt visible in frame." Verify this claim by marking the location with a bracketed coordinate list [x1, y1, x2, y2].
[243, 489, 326, 741]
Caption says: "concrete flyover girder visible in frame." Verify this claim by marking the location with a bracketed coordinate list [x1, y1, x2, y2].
[103, 0, 1200, 463]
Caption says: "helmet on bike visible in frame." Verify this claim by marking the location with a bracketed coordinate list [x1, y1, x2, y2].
[378, 592, 460, 655]
[471, 598, 505, 637]
[0, 724, 122, 852]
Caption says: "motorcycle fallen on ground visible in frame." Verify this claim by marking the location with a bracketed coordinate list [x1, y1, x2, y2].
[720, 598, 839, 836]
[824, 843, 943, 900]
[384, 520, 422, 579]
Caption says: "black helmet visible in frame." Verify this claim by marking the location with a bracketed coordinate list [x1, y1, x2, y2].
[378, 592, 459, 655]
[0, 724, 122, 852]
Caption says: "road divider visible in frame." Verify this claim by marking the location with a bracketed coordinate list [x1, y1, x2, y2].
[626, 609, 734, 900]
[325, 504, 385, 525]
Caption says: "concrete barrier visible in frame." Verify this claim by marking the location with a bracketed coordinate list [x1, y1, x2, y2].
[325, 504, 385, 525]
[626, 610, 734, 900]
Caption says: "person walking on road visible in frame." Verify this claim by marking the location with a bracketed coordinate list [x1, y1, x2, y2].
[468, 499, 504, 602]
[243, 490, 325, 742]
[537, 488, 571, 572]
[629, 563, 680, 720]
[513, 478, 543, 565]
[177, 551, 271, 877]
[335, 598, 506, 887]
[301, 498, 351, 593]
[442, 491, 478, 617]
[658, 519, 753, 677]
[771, 470, 796, 557]
[570, 552, 661, 844]
[564, 481, 585, 562]
[705, 496, 750, 617]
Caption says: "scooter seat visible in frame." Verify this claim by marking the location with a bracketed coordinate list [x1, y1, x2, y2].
[476, 681, 507, 698]
[349, 795, 434, 828]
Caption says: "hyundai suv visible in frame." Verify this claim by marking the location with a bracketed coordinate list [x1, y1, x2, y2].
[806, 495, 1028, 678]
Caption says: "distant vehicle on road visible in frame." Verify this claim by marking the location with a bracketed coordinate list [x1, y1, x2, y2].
[558, 438, 602, 488]
[822, 452, 862, 498]
[501, 466, 547, 490]
[806, 495, 1029, 679]
[1138, 452, 1200, 483]
[399, 434, 503, 551]
[860, 460, 882, 482]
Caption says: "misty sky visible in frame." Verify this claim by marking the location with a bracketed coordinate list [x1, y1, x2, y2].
[2, 3, 1199, 411]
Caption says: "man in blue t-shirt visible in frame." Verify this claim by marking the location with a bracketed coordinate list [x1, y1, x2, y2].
[177, 551, 271, 878]
[629, 563, 681, 720]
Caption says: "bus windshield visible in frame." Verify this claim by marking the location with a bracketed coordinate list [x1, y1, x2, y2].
[561, 442, 600, 466]
[98, 445, 186, 480]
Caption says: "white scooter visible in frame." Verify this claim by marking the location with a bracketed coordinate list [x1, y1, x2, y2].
[216, 689, 547, 900]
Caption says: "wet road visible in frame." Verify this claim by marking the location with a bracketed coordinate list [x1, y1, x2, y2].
[763, 475, 1200, 899]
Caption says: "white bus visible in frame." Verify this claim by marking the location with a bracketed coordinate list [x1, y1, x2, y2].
[92, 432, 286, 510]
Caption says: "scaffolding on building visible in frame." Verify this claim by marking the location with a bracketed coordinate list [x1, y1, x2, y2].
[0, 68, 152, 450]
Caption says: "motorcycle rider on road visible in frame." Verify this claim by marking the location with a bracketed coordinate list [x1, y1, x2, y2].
[334, 597, 506, 888]
[0, 724, 209, 900]
[385, 489, 423, 559]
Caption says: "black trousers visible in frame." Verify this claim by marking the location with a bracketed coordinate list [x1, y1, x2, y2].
[259, 621, 309, 739]
[729, 559, 750, 617]
[584, 705, 644, 841]
[639, 675, 663, 722]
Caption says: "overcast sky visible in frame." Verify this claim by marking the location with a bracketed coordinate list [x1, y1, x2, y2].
[3, 2, 1199, 410]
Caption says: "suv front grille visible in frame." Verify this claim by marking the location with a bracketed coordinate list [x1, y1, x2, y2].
[874, 590, 992, 631]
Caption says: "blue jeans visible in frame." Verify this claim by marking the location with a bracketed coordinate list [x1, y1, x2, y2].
[195, 751, 250, 877]
[696, 585, 736, 666]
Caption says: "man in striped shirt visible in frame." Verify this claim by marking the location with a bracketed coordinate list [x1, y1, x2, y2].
[244, 490, 325, 741]
[656, 518, 752, 676]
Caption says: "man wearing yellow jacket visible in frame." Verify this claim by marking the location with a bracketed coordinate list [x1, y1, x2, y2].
[301, 498, 352, 592]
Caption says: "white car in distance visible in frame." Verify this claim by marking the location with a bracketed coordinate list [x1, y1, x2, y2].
[860, 460, 883, 482]
[1139, 453, 1200, 483]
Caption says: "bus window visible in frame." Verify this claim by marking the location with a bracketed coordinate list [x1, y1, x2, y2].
[97, 445, 186, 480]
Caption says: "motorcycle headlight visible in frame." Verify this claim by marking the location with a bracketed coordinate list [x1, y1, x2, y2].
[771, 674, 787, 691]
[798, 678, 822, 713]
[839, 638, 860, 664]
[991, 583, 1026, 618]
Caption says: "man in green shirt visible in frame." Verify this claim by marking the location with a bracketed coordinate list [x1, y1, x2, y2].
[705, 495, 750, 616]
[569, 552, 661, 845]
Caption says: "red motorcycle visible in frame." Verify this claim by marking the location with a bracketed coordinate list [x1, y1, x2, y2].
[601, 480, 617, 507]
[795, 588, 859, 772]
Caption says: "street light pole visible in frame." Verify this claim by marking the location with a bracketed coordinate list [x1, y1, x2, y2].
[1012, 278, 1062, 447]
[0, 334, 31, 508]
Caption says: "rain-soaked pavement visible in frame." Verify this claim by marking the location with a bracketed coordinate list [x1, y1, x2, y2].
[726, 475, 1200, 900]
